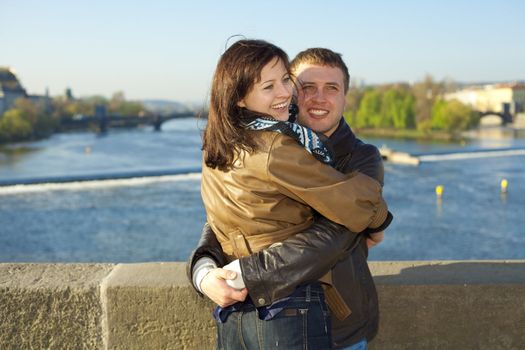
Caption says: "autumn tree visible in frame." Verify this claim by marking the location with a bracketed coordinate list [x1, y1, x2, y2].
[411, 75, 444, 131]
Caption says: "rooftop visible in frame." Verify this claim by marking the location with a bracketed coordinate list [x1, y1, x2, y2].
[0, 67, 26, 94]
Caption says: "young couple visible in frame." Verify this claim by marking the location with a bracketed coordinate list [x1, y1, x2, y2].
[188, 39, 392, 350]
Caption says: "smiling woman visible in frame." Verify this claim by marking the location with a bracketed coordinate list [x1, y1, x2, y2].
[236, 57, 292, 122]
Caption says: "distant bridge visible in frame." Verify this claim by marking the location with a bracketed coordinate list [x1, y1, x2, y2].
[477, 102, 521, 125]
[60, 105, 200, 133]
[479, 111, 513, 125]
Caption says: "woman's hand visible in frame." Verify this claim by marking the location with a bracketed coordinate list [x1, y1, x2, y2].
[200, 268, 248, 308]
[366, 231, 384, 249]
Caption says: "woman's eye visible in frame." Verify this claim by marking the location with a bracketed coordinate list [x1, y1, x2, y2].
[263, 84, 273, 90]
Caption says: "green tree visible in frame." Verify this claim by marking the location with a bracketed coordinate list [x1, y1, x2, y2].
[431, 98, 479, 132]
[13, 98, 57, 138]
[400, 93, 416, 129]
[356, 89, 382, 128]
[108, 91, 145, 116]
[343, 83, 365, 127]
[0, 109, 33, 142]
[384, 87, 416, 129]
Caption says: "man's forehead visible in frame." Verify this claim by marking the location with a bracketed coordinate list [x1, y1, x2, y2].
[293, 63, 344, 85]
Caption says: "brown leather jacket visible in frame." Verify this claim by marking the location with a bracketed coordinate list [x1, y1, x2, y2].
[201, 129, 388, 261]
[189, 120, 392, 348]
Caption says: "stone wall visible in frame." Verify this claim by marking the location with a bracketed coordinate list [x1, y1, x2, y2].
[1, 261, 524, 349]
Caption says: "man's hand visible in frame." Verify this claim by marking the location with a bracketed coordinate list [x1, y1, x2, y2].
[200, 268, 248, 308]
[366, 231, 384, 249]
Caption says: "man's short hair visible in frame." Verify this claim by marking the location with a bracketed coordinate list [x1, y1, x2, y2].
[290, 48, 350, 93]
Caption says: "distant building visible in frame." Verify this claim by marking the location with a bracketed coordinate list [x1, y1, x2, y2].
[0, 67, 51, 116]
[65, 87, 74, 101]
[445, 83, 525, 119]
[0, 67, 28, 115]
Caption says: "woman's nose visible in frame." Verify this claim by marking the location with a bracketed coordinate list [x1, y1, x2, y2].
[277, 82, 292, 99]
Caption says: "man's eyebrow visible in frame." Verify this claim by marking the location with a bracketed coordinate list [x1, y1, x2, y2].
[299, 80, 341, 86]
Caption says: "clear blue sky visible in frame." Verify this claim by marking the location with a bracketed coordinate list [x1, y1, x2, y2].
[2, 0, 524, 103]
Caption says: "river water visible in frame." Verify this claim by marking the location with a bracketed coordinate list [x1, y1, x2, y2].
[1, 118, 524, 262]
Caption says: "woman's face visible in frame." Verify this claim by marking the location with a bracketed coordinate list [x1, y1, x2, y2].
[237, 57, 292, 121]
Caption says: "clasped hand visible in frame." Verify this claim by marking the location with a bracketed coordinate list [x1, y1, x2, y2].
[200, 268, 248, 308]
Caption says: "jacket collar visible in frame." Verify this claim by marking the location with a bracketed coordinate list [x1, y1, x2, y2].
[328, 118, 359, 163]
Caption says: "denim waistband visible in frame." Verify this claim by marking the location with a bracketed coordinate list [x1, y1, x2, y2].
[214, 282, 325, 323]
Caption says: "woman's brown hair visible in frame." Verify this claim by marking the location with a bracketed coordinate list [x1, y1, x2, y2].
[203, 39, 290, 171]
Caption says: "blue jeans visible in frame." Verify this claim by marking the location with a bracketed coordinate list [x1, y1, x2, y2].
[339, 339, 368, 350]
[216, 283, 332, 349]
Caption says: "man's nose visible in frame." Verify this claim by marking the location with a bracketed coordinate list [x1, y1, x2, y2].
[311, 88, 326, 102]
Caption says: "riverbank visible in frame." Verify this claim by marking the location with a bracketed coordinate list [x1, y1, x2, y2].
[357, 126, 525, 142]
[355, 127, 462, 142]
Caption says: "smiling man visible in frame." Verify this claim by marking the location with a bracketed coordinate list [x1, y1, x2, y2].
[188, 48, 391, 350]
[294, 61, 348, 136]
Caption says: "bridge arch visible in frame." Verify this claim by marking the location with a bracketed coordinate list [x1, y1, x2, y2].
[479, 112, 505, 126]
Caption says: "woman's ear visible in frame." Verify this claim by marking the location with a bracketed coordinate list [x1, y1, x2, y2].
[237, 99, 246, 108]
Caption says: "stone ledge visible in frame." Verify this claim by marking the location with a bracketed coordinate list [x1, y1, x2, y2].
[0, 263, 114, 349]
[369, 261, 525, 350]
[1, 261, 524, 349]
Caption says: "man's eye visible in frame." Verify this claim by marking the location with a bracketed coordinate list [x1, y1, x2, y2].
[302, 85, 315, 93]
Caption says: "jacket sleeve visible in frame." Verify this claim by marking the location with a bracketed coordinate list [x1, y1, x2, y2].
[267, 134, 388, 232]
[240, 217, 361, 305]
[240, 141, 390, 305]
[186, 222, 228, 295]
[341, 143, 393, 233]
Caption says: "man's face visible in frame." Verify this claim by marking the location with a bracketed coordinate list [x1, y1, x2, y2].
[293, 63, 347, 136]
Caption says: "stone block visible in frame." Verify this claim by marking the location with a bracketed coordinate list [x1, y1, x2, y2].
[103, 262, 216, 350]
[0, 263, 114, 349]
[369, 261, 525, 350]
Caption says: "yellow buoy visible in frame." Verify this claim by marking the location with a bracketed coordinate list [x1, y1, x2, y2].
[435, 185, 444, 197]
[501, 179, 508, 193]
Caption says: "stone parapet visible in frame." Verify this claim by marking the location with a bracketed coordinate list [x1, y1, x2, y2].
[0, 264, 114, 349]
[1, 261, 524, 349]
[369, 261, 525, 350]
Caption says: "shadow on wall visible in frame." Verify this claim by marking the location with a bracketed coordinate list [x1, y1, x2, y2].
[372, 261, 525, 285]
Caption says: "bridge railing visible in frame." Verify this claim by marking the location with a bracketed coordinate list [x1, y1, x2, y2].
[1, 261, 524, 349]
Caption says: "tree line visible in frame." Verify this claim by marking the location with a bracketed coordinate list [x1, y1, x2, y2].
[1, 77, 480, 144]
[0, 92, 146, 144]
[344, 75, 480, 135]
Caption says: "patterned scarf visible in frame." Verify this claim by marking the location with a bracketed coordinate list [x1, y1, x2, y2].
[244, 117, 334, 165]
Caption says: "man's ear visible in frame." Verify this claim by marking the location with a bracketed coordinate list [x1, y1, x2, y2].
[237, 100, 246, 108]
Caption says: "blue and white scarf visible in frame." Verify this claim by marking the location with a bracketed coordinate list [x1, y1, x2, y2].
[244, 117, 334, 165]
